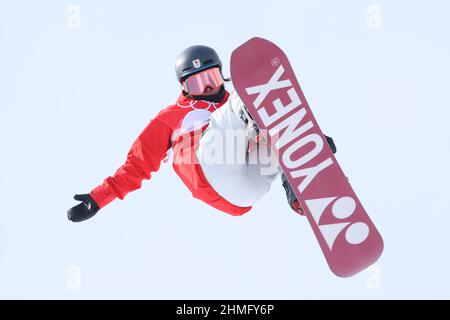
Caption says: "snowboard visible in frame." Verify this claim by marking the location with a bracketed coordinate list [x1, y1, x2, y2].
[230, 37, 383, 277]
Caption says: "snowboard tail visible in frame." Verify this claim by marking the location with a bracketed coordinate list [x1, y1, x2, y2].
[230, 37, 383, 277]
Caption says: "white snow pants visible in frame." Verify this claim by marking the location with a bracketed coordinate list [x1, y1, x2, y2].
[196, 91, 280, 207]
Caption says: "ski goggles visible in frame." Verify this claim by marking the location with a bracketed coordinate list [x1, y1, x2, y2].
[182, 67, 224, 95]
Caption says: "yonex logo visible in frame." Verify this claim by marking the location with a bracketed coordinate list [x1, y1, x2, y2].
[244, 62, 372, 251]
[305, 196, 370, 249]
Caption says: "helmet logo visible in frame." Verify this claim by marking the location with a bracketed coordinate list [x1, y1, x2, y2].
[192, 59, 202, 69]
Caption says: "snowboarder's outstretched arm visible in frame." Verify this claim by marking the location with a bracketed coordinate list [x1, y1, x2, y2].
[68, 115, 173, 222]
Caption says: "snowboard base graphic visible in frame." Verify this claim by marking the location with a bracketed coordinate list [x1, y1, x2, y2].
[230, 37, 383, 277]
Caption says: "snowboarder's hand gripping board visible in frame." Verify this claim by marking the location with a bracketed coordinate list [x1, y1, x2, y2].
[231, 37, 383, 277]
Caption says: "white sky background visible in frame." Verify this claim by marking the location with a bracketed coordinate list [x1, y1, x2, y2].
[0, 0, 449, 299]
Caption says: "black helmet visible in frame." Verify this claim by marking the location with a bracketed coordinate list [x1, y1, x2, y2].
[175, 45, 222, 83]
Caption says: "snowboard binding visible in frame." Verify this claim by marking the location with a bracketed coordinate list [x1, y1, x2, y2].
[237, 103, 263, 143]
[281, 172, 305, 216]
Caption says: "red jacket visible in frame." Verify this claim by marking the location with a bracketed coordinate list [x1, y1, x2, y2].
[90, 91, 252, 216]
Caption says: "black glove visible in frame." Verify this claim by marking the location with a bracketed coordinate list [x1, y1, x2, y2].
[67, 193, 100, 222]
[324, 135, 337, 154]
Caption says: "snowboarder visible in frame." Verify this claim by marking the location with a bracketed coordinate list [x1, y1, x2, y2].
[67, 45, 336, 222]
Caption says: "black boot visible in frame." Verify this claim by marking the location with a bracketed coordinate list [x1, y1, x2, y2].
[282, 134, 337, 215]
[281, 172, 305, 215]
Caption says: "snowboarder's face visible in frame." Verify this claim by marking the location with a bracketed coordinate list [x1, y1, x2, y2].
[197, 85, 222, 96]
[182, 67, 224, 96]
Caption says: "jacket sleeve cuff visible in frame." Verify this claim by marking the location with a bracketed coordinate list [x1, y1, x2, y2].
[90, 184, 116, 209]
